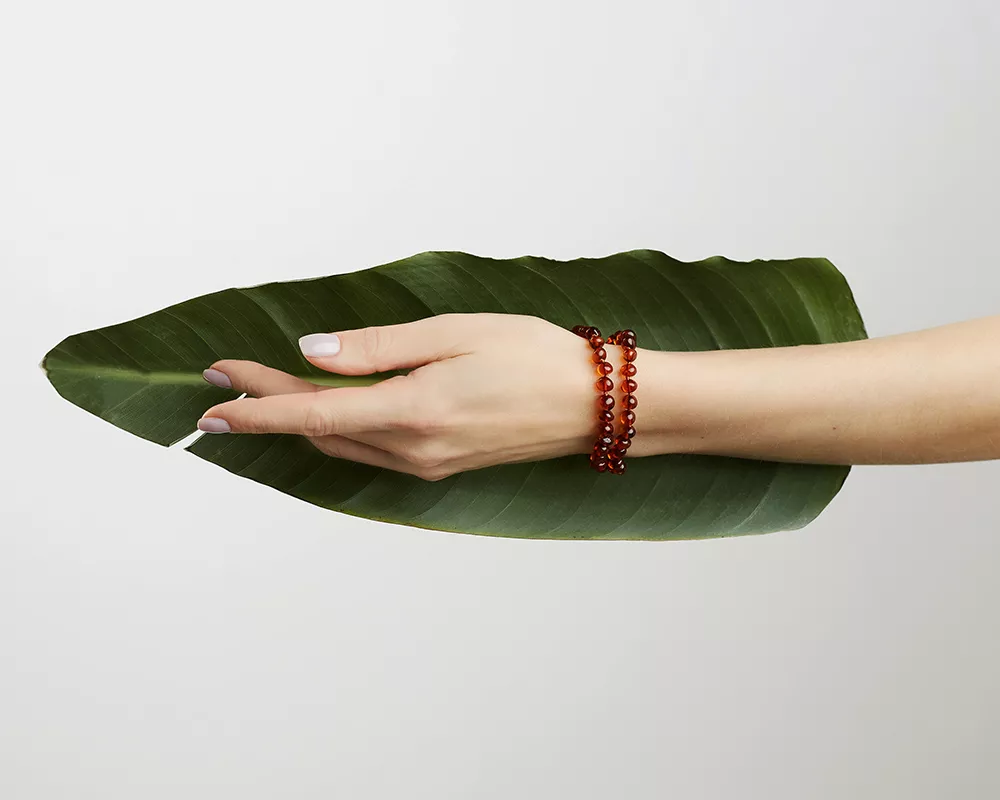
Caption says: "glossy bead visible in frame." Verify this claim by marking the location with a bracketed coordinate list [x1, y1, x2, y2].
[595, 457, 609, 472]
[598, 409, 615, 423]
[572, 325, 588, 336]
[599, 394, 615, 410]
[585, 326, 600, 339]
[615, 435, 631, 450]
[621, 363, 637, 377]
[624, 394, 638, 410]
[620, 329, 636, 340]
[621, 335, 636, 349]
[598, 361, 613, 376]
[622, 347, 637, 362]
[609, 458, 626, 474]
[597, 421, 615, 437]
[592, 347, 607, 363]
[623, 378, 637, 393]
[626, 425, 636, 439]
[588, 336, 603, 350]
[596, 376, 613, 393]
[621, 410, 636, 426]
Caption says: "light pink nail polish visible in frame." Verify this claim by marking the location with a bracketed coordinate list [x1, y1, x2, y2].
[299, 333, 341, 357]
[198, 417, 231, 433]
[203, 368, 232, 389]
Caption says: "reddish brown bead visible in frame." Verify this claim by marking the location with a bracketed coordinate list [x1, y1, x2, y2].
[608, 458, 627, 474]
[615, 435, 631, 450]
[598, 361, 614, 376]
[621, 363, 637, 377]
[597, 421, 615, 437]
[621, 410, 636, 426]
[623, 378, 637, 393]
[599, 394, 615, 410]
[626, 425, 636, 439]
[621, 335, 636, 349]
[588, 336, 603, 350]
[596, 435, 614, 451]
[596, 376, 613, 393]
[622, 347, 637, 362]
[598, 409, 614, 423]
[592, 347, 607, 363]
[572, 325, 588, 336]
[624, 394, 638, 410]
[585, 326, 600, 339]
[595, 457, 609, 472]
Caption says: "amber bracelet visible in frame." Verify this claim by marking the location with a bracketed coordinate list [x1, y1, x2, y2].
[571, 325, 638, 474]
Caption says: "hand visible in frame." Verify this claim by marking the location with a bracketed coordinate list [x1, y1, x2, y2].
[197, 313, 627, 480]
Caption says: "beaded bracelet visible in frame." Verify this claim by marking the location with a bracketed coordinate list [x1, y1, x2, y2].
[571, 325, 638, 475]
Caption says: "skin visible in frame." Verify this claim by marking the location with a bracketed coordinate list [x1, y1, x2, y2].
[198, 312, 1000, 480]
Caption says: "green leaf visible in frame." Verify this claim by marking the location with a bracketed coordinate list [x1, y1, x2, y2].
[42, 250, 867, 540]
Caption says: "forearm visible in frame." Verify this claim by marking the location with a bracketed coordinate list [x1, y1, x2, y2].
[633, 315, 1000, 465]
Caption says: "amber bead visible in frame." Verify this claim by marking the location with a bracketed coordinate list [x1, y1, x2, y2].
[599, 394, 615, 410]
[598, 409, 614, 423]
[596, 435, 614, 450]
[621, 363, 637, 377]
[585, 326, 600, 339]
[620, 329, 636, 340]
[626, 425, 636, 439]
[596, 376, 613, 393]
[608, 457, 626, 474]
[589, 336, 603, 350]
[622, 347, 637, 362]
[623, 378, 637, 393]
[595, 457, 609, 472]
[615, 435, 631, 450]
[598, 421, 615, 437]
[598, 361, 613, 376]
[623, 394, 637, 410]
[621, 410, 636, 426]
[592, 347, 607, 363]
[621, 335, 636, 349]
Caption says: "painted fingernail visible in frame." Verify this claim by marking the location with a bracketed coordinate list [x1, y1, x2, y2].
[198, 417, 231, 433]
[299, 333, 341, 357]
[202, 368, 232, 389]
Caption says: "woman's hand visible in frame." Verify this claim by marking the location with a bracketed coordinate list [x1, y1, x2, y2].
[197, 313, 629, 480]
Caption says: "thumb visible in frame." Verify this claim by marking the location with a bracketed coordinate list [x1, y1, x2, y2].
[298, 315, 471, 375]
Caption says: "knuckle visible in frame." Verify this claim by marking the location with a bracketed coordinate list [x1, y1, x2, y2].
[360, 326, 388, 368]
[301, 402, 332, 437]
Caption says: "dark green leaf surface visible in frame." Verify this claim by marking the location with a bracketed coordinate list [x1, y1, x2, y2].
[43, 250, 867, 540]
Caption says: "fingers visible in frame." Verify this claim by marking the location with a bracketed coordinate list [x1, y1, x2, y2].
[205, 359, 318, 397]
[198, 379, 414, 436]
[309, 434, 413, 474]
[297, 314, 474, 376]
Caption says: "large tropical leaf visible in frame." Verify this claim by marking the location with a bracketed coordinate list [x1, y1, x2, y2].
[43, 250, 866, 540]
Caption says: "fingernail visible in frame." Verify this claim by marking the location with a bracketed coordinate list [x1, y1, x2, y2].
[198, 417, 231, 433]
[299, 333, 341, 357]
[202, 368, 232, 389]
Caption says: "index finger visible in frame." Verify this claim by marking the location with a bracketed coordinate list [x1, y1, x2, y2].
[197, 378, 413, 436]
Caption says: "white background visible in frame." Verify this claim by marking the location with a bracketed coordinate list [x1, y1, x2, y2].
[2, 1, 999, 797]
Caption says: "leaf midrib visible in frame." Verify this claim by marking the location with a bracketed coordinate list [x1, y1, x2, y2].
[44, 363, 380, 387]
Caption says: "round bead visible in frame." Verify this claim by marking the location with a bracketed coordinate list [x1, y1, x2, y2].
[621, 335, 636, 349]
[626, 425, 636, 439]
[615, 435, 631, 450]
[621, 410, 636, 426]
[592, 347, 607, 363]
[623, 378, 637, 393]
[621, 363, 637, 377]
[596, 376, 613, 393]
[595, 457, 609, 472]
[598, 361, 614, 376]
[609, 458, 626, 474]
[624, 394, 638, 410]
[599, 394, 615, 410]
[588, 336, 603, 349]
[572, 325, 588, 336]
[597, 421, 615, 437]
[598, 409, 614, 423]
[623, 347, 637, 362]
[597, 435, 614, 450]
[621, 329, 636, 340]
[585, 326, 600, 339]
